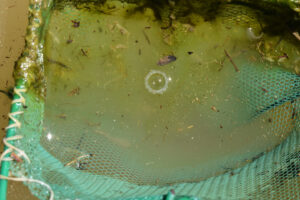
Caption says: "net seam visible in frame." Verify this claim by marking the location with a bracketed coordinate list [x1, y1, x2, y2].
[0, 88, 54, 200]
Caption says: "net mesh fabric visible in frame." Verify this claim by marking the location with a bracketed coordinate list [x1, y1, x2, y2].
[9, 0, 300, 200]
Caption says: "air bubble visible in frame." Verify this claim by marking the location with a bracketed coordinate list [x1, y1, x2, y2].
[145, 70, 170, 94]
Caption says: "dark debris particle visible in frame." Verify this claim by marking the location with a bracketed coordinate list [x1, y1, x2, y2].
[66, 39, 73, 44]
[68, 87, 80, 96]
[261, 87, 268, 93]
[71, 20, 80, 28]
[187, 51, 193, 55]
[81, 48, 87, 56]
[279, 53, 289, 59]
[76, 162, 88, 170]
[251, 152, 264, 162]
[47, 58, 70, 69]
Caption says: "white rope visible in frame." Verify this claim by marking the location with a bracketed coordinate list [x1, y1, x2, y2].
[11, 88, 26, 104]
[1, 136, 30, 164]
[0, 88, 54, 200]
[5, 112, 24, 130]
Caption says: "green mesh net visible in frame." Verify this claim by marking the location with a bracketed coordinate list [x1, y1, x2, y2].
[1, 0, 300, 200]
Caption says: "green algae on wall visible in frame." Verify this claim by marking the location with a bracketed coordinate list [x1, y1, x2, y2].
[13, 0, 53, 98]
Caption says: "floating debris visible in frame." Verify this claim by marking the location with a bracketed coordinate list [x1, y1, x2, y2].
[66, 35, 73, 44]
[66, 39, 73, 44]
[58, 114, 67, 119]
[192, 97, 200, 104]
[112, 44, 127, 51]
[182, 24, 195, 32]
[292, 32, 300, 41]
[246, 27, 263, 40]
[11, 152, 23, 163]
[113, 22, 129, 36]
[71, 20, 80, 28]
[87, 122, 101, 127]
[64, 154, 92, 167]
[217, 58, 226, 71]
[157, 55, 177, 66]
[278, 53, 289, 62]
[211, 106, 219, 112]
[187, 125, 194, 129]
[68, 87, 80, 96]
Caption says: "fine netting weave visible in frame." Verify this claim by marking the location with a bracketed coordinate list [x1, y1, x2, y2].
[5, 0, 300, 200]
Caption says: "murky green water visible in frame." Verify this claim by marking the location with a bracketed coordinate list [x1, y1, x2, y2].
[41, 1, 299, 185]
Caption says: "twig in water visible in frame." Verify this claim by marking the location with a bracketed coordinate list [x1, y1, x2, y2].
[224, 50, 240, 72]
[47, 58, 70, 69]
[143, 30, 151, 45]
[81, 48, 88, 56]
[64, 154, 91, 167]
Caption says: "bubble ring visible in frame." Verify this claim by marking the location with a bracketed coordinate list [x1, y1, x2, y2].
[144, 70, 169, 94]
